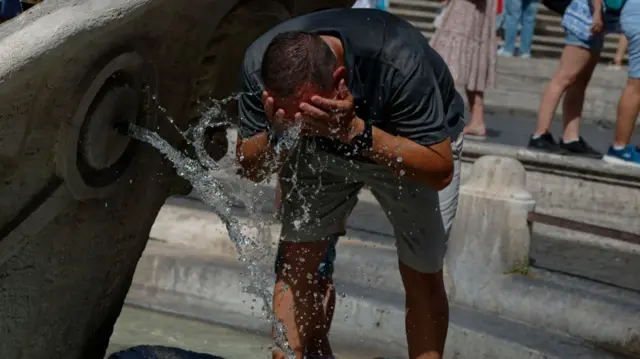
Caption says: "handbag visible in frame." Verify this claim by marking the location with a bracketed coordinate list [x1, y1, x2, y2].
[543, 0, 572, 15]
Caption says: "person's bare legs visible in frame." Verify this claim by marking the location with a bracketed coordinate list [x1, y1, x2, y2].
[304, 277, 336, 357]
[273, 182, 336, 358]
[463, 90, 486, 136]
[614, 78, 640, 147]
[613, 34, 629, 67]
[400, 262, 449, 359]
[561, 51, 600, 141]
[274, 181, 283, 218]
[534, 45, 598, 136]
[273, 241, 333, 359]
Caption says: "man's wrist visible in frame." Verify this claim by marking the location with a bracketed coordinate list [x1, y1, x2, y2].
[342, 116, 365, 144]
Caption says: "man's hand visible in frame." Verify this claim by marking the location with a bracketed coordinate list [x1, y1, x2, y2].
[298, 80, 361, 144]
[262, 91, 291, 132]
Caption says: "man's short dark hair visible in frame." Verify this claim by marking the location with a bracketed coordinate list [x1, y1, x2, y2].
[261, 31, 337, 98]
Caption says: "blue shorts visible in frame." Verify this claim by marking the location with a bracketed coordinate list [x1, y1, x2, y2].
[109, 346, 223, 359]
[0, 0, 22, 19]
[565, 30, 605, 51]
[621, 0, 640, 78]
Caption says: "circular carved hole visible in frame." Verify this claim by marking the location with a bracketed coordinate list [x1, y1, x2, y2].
[75, 72, 146, 189]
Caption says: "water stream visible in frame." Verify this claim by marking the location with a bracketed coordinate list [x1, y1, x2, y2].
[123, 94, 303, 359]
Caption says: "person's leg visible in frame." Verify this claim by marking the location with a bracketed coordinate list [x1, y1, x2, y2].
[534, 44, 595, 136]
[274, 173, 335, 357]
[615, 3, 640, 148]
[400, 265, 449, 359]
[366, 133, 463, 358]
[304, 240, 337, 357]
[613, 77, 640, 145]
[612, 34, 629, 68]
[464, 90, 486, 137]
[500, 0, 523, 56]
[497, 12, 505, 40]
[274, 181, 282, 217]
[274, 143, 363, 359]
[273, 241, 335, 359]
[557, 36, 603, 157]
[604, 3, 640, 166]
[530, 35, 599, 152]
[518, 0, 539, 57]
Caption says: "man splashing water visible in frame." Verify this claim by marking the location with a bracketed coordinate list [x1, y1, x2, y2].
[235, 8, 465, 359]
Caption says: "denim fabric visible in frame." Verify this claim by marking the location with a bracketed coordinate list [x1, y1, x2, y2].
[621, 0, 640, 78]
[497, 12, 506, 30]
[502, 0, 540, 55]
[565, 28, 605, 50]
[561, 0, 620, 42]
[0, 0, 22, 19]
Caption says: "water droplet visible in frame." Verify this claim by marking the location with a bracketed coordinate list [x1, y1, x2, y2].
[396, 157, 403, 163]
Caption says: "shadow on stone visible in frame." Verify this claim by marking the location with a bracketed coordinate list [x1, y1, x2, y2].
[108, 345, 226, 359]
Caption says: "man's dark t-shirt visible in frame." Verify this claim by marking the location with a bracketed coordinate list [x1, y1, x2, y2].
[237, 8, 465, 157]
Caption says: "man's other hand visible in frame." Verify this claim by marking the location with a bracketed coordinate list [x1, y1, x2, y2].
[298, 80, 360, 143]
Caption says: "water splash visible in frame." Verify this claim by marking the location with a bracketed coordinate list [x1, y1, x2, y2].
[124, 94, 302, 359]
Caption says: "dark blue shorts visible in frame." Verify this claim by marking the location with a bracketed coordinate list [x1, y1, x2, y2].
[274, 236, 338, 278]
[108, 345, 224, 359]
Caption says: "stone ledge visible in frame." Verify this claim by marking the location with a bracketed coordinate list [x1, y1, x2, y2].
[463, 141, 640, 185]
[128, 241, 626, 359]
[148, 201, 640, 357]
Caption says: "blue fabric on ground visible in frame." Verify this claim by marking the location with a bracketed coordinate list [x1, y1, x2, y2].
[0, 0, 22, 19]
[108, 345, 225, 359]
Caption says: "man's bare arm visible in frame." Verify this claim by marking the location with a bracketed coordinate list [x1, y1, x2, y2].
[235, 132, 291, 182]
[349, 117, 453, 190]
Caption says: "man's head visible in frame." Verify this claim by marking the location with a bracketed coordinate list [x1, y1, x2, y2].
[261, 31, 346, 118]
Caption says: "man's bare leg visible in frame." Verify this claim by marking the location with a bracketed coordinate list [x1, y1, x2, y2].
[400, 262, 449, 359]
[305, 277, 336, 357]
[273, 241, 332, 359]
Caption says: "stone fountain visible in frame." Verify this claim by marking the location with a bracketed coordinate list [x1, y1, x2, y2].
[0, 1, 353, 358]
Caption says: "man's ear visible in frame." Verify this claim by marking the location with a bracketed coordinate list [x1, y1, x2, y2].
[332, 66, 348, 89]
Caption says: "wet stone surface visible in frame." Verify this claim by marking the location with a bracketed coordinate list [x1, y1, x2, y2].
[107, 306, 367, 359]
[107, 306, 273, 358]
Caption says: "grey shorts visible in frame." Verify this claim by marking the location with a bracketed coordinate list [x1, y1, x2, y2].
[276, 133, 463, 274]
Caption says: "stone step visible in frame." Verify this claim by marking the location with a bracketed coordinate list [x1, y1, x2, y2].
[388, 0, 624, 61]
[128, 240, 630, 359]
[386, 0, 633, 122]
[530, 222, 640, 292]
[146, 197, 640, 357]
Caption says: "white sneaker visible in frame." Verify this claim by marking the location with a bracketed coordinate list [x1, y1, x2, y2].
[497, 48, 513, 57]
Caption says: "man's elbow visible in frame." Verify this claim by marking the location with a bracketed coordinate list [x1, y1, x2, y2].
[436, 165, 454, 190]
[415, 159, 453, 191]
[432, 160, 454, 190]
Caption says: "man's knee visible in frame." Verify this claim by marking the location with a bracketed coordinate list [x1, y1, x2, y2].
[399, 261, 446, 298]
[275, 236, 338, 279]
[627, 78, 640, 92]
[275, 241, 334, 281]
